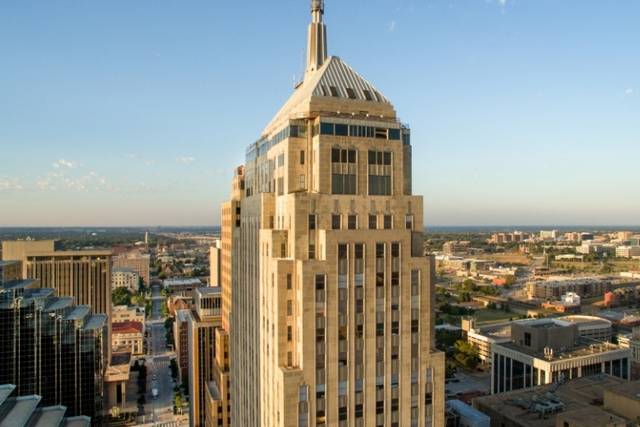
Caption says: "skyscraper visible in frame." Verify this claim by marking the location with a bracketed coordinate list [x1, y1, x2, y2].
[0, 278, 107, 422]
[1, 240, 112, 318]
[226, 1, 445, 426]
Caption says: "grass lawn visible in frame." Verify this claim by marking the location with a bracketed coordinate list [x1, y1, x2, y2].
[474, 309, 519, 324]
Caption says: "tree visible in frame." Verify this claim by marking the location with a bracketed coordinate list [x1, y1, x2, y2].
[112, 288, 132, 306]
[453, 340, 480, 370]
[462, 279, 477, 292]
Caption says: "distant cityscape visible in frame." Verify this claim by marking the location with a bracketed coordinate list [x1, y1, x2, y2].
[1, 1, 639, 427]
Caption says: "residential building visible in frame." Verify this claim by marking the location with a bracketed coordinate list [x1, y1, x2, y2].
[187, 287, 223, 427]
[491, 318, 630, 395]
[539, 230, 559, 241]
[111, 304, 145, 324]
[446, 400, 490, 427]
[526, 276, 637, 300]
[112, 250, 150, 286]
[1, 240, 112, 318]
[473, 375, 640, 427]
[616, 246, 640, 258]
[443, 241, 470, 256]
[227, 2, 445, 426]
[111, 267, 139, 291]
[111, 321, 144, 355]
[210, 240, 222, 286]
[0, 278, 106, 422]
[0, 384, 91, 427]
[541, 292, 581, 313]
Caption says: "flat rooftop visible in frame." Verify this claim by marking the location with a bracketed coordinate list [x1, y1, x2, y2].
[497, 340, 627, 361]
[473, 375, 628, 427]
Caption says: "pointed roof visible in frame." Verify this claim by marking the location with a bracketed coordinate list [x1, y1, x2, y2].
[263, 56, 394, 135]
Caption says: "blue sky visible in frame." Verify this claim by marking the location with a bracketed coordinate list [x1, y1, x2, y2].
[1, 0, 638, 227]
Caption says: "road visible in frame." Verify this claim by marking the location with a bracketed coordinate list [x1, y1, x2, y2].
[139, 283, 183, 426]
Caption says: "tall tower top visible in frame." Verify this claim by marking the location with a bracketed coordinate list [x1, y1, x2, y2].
[306, 0, 328, 75]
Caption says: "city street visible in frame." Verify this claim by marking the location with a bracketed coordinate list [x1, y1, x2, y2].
[137, 283, 185, 426]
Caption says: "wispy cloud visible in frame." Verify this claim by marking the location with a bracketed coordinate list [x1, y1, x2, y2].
[387, 20, 396, 33]
[498, 0, 507, 6]
[125, 153, 156, 166]
[0, 178, 24, 191]
[176, 156, 196, 165]
[625, 88, 633, 96]
[52, 159, 78, 169]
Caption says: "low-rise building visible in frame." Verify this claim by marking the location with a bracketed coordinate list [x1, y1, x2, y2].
[616, 246, 640, 259]
[164, 278, 204, 295]
[446, 399, 490, 427]
[111, 305, 145, 325]
[111, 268, 139, 291]
[443, 241, 471, 256]
[541, 293, 581, 313]
[491, 318, 630, 395]
[527, 276, 637, 300]
[474, 375, 640, 427]
[111, 321, 144, 355]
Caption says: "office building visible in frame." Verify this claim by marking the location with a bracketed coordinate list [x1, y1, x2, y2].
[0, 260, 21, 284]
[2, 240, 112, 318]
[112, 250, 150, 286]
[111, 267, 139, 291]
[0, 278, 106, 422]
[474, 375, 640, 427]
[187, 287, 224, 427]
[175, 309, 191, 384]
[210, 240, 222, 286]
[111, 304, 145, 324]
[442, 241, 470, 256]
[0, 384, 91, 427]
[491, 318, 630, 395]
[227, 1, 445, 426]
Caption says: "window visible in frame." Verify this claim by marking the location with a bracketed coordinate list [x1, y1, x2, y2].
[277, 177, 284, 196]
[332, 148, 357, 195]
[320, 122, 334, 135]
[368, 150, 392, 196]
[524, 332, 531, 347]
[329, 86, 339, 97]
[300, 150, 305, 165]
[384, 215, 392, 229]
[332, 215, 341, 230]
[346, 88, 356, 99]
[363, 90, 373, 101]
[309, 214, 316, 231]
[299, 174, 305, 189]
[348, 215, 357, 230]
[369, 215, 377, 230]
[388, 128, 401, 140]
[287, 326, 293, 341]
[309, 244, 316, 260]
[277, 153, 285, 167]
[405, 214, 414, 230]
[287, 300, 293, 316]
[335, 124, 348, 136]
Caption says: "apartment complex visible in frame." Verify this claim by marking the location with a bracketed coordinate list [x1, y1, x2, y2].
[491, 319, 630, 395]
[112, 267, 139, 291]
[112, 250, 150, 286]
[2, 240, 112, 318]
[225, 2, 444, 426]
[0, 277, 106, 422]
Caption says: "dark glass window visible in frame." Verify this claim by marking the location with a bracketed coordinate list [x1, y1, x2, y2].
[332, 148, 341, 162]
[332, 215, 341, 230]
[335, 124, 348, 136]
[329, 86, 339, 97]
[346, 88, 356, 99]
[384, 215, 392, 230]
[308, 214, 316, 230]
[388, 128, 401, 140]
[348, 215, 357, 230]
[384, 152, 392, 165]
[363, 90, 373, 101]
[347, 149, 356, 163]
[300, 151, 305, 165]
[369, 215, 377, 230]
[321, 122, 334, 135]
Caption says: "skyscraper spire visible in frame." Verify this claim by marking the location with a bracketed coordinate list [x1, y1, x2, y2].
[306, 0, 328, 75]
